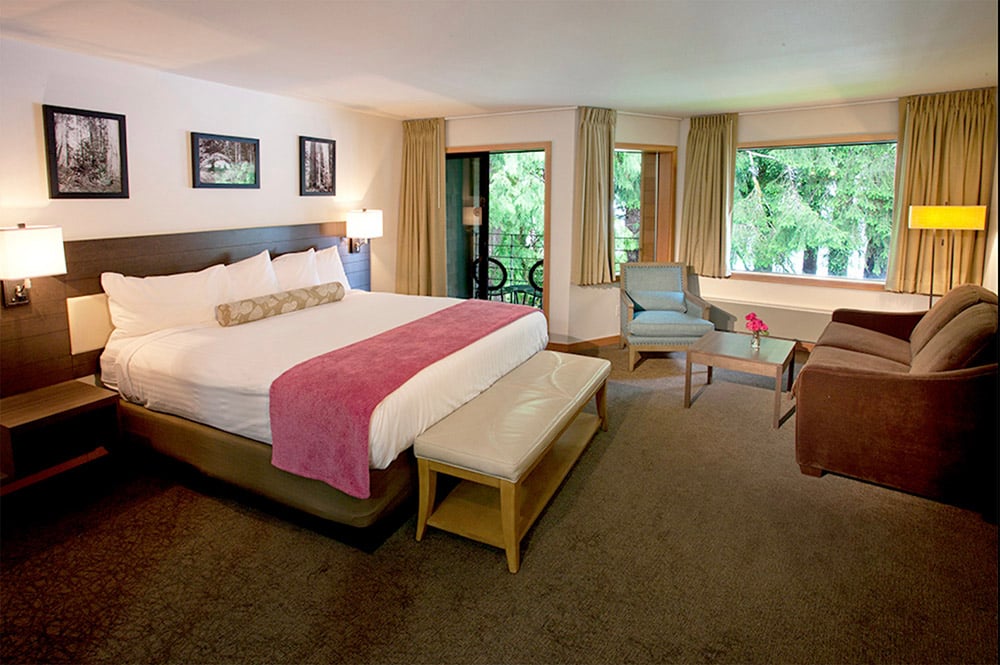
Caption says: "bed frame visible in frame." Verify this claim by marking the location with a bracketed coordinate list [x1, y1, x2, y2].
[26, 223, 414, 530]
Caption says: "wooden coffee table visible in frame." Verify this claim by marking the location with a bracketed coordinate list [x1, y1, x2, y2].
[684, 331, 796, 428]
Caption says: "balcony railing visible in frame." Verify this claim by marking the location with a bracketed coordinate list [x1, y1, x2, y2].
[479, 232, 543, 306]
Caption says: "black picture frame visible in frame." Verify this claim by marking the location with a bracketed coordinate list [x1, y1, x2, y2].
[42, 104, 129, 199]
[299, 136, 336, 196]
[191, 132, 260, 188]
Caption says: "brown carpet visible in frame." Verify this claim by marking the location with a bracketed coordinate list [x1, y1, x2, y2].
[2, 347, 997, 664]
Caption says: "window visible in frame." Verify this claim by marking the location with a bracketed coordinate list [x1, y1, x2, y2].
[731, 140, 896, 281]
[613, 150, 642, 273]
[613, 146, 676, 277]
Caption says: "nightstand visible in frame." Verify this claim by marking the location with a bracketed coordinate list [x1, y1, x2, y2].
[0, 379, 119, 496]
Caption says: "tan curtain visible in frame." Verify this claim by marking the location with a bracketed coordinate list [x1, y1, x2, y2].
[396, 118, 447, 296]
[886, 87, 996, 294]
[678, 113, 738, 278]
[575, 107, 616, 285]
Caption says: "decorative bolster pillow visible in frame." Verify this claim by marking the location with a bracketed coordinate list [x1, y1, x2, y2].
[215, 281, 345, 327]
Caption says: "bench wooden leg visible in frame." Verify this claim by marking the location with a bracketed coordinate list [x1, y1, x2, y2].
[595, 381, 608, 431]
[415, 459, 436, 541]
[499, 480, 520, 573]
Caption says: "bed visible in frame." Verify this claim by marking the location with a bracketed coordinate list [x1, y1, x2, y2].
[62, 224, 548, 530]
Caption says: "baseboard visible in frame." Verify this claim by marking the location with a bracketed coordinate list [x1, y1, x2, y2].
[547, 335, 620, 354]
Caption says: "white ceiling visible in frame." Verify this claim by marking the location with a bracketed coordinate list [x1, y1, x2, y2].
[1, 0, 997, 120]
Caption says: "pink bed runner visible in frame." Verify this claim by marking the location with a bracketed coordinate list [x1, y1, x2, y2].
[269, 299, 538, 499]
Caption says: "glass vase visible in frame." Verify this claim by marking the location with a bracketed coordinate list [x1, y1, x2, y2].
[750, 331, 761, 350]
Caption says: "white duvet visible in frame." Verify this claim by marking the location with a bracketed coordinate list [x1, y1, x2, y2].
[101, 290, 548, 469]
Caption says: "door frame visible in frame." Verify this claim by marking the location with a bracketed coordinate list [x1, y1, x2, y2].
[446, 142, 552, 318]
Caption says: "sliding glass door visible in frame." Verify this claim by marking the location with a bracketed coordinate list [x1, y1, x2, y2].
[445, 150, 545, 308]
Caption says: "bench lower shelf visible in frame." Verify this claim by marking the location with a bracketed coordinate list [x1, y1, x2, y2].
[424, 412, 601, 553]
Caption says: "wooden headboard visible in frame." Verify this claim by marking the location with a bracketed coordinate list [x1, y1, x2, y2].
[0, 223, 370, 397]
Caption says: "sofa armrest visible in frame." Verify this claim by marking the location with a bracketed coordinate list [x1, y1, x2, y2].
[831, 308, 926, 340]
[684, 291, 712, 321]
[794, 361, 998, 508]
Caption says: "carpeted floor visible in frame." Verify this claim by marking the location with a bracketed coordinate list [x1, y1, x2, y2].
[1, 347, 997, 664]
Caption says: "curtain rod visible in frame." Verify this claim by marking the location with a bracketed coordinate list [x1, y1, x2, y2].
[738, 98, 897, 116]
[445, 106, 577, 121]
[444, 98, 896, 122]
[446, 107, 682, 121]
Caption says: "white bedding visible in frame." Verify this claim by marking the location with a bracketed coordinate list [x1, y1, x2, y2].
[101, 290, 548, 469]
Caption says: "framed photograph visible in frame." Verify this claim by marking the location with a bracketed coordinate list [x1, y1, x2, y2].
[299, 136, 336, 196]
[191, 132, 259, 188]
[42, 104, 129, 198]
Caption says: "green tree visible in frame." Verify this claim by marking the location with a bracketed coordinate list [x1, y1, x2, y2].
[488, 152, 545, 285]
[613, 150, 642, 271]
[732, 142, 896, 279]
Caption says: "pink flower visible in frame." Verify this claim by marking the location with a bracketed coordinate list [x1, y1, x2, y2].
[745, 312, 769, 335]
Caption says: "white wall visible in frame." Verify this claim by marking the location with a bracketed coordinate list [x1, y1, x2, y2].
[0, 39, 402, 291]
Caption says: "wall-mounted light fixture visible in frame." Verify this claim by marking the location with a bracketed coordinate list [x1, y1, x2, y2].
[0, 223, 67, 307]
[462, 206, 482, 226]
[345, 209, 383, 253]
[908, 205, 987, 307]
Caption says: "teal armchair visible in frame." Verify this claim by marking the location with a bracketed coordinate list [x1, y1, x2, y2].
[620, 262, 714, 371]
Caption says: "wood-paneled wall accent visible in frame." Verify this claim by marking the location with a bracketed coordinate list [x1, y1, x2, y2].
[0, 223, 369, 398]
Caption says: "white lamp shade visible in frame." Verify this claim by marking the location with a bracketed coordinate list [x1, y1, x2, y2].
[908, 205, 987, 230]
[346, 209, 383, 239]
[0, 225, 67, 279]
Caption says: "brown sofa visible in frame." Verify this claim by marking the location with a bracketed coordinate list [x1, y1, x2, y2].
[794, 284, 998, 512]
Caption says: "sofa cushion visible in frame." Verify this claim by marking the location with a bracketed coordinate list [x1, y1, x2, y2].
[910, 284, 998, 358]
[627, 310, 714, 338]
[800, 345, 911, 374]
[628, 290, 687, 312]
[909, 303, 998, 374]
[815, 322, 912, 365]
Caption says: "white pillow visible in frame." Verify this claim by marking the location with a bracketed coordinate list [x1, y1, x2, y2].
[101, 264, 229, 337]
[272, 249, 321, 291]
[226, 250, 280, 301]
[315, 245, 351, 290]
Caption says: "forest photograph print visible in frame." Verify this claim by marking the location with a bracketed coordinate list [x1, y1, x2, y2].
[42, 105, 129, 199]
[300, 136, 336, 196]
[191, 132, 260, 188]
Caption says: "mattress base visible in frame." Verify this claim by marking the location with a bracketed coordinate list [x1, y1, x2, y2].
[118, 401, 416, 530]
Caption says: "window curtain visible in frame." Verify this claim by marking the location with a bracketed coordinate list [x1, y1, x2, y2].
[886, 87, 996, 294]
[678, 113, 738, 278]
[396, 118, 447, 296]
[575, 107, 616, 285]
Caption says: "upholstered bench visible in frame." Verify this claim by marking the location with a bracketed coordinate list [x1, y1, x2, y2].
[414, 350, 611, 572]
